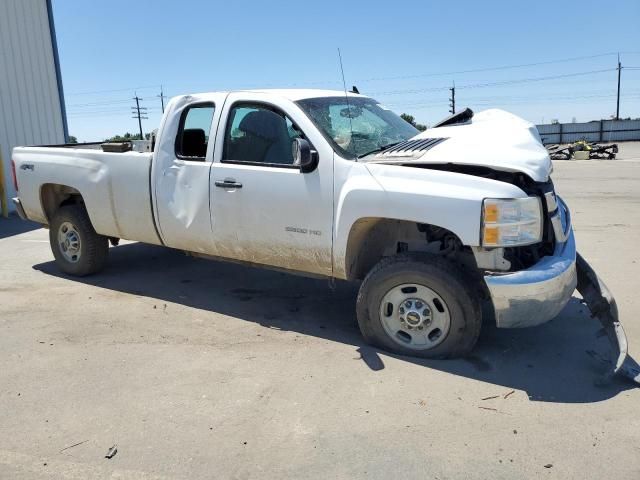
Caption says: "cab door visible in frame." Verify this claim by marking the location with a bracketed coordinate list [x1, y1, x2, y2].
[152, 94, 226, 253]
[208, 93, 334, 276]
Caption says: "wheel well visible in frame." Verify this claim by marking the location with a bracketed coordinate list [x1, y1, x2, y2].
[344, 218, 466, 280]
[40, 184, 84, 223]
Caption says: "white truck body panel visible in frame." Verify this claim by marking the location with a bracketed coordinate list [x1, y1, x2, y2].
[152, 92, 229, 253]
[11, 88, 581, 332]
[207, 91, 336, 275]
[12, 147, 161, 245]
[371, 109, 553, 182]
[11, 89, 552, 280]
[331, 161, 527, 278]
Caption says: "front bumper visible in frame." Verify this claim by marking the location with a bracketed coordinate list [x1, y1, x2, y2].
[484, 196, 577, 328]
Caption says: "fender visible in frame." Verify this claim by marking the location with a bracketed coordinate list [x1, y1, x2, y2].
[333, 162, 528, 279]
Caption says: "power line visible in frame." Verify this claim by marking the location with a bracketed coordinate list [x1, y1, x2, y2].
[371, 68, 616, 96]
[66, 99, 132, 108]
[459, 68, 617, 89]
[353, 52, 623, 83]
[62, 51, 640, 97]
[66, 91, 640, 116]
[67, 105, 161, 114]
[252, 51, 640, 87]
[471, 95, 640, 106]
[385, 88, 640, 107]
[66, 84, 161, 96]
[68, 109, 161, 116]
[67, 105, 161, 113]
[63, 51, 640, 130]
[396, 95, 640, 111]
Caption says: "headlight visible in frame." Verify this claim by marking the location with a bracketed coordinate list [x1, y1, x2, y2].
[482, 197, 542, 247]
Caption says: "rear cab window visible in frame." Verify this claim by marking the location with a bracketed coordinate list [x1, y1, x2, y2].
[175, 104, 215, 160]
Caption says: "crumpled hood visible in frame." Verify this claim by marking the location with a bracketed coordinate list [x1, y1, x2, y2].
[367, 109, 552, 182]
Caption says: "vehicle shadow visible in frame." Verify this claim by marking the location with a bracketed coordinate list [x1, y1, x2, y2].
[0, 214, 40, 239]
[33, 242, 636, 404]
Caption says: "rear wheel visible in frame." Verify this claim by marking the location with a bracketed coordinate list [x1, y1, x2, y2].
[356, 254, 482, 358]
[49, 205, 108, 276]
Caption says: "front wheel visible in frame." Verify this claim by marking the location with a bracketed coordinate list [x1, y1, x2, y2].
[356, 254, 482, 359]
[49, 205, 108, 276]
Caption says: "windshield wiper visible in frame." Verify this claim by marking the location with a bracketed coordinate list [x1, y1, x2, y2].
[357, 142, 401, 159]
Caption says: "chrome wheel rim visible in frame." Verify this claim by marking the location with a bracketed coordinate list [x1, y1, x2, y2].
[58, 221, 81, 263]
[379, 283, 451, 350]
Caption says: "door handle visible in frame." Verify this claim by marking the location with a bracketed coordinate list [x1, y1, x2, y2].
[215, 179, 243, 189]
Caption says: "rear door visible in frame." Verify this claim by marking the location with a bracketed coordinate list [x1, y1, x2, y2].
[153, 94, 226, 252]
[208, 92, 334, 276]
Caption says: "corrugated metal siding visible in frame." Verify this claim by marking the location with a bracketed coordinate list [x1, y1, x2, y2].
[536, 119, 640, 144]
[0, 0, 65, 209]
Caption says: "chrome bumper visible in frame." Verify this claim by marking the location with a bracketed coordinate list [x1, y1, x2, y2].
[484, 196, 577, 328]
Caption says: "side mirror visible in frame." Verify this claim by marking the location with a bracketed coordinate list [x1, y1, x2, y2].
[292, 138, 319, 173]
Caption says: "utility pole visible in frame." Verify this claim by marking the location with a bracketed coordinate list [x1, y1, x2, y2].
[449, 82, 456, 114]
[616, 53, 622, 120]
[131, 94, 148, 139]
[158, 85, 166, 113]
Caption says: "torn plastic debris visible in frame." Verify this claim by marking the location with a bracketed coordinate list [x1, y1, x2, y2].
[105, 445, 117, 459]
[576, 253, 640, 384]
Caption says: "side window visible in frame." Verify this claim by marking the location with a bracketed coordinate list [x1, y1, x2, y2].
[175, 104, 215, 160]
[223, 104, 303, 166]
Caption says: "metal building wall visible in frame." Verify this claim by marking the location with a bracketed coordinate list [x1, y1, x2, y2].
[0, 0, 66, 212]
[536, 119, 640, 144]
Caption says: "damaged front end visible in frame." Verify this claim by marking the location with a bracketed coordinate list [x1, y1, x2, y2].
[365, 107, 638, 384]
[576, 253, 640, 384]
[483, 190, 638, 385]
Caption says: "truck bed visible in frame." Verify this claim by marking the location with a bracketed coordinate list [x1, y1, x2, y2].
[12, 146, 162, 245]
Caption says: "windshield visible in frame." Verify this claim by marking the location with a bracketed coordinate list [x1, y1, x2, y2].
[296, 96, 419, 159]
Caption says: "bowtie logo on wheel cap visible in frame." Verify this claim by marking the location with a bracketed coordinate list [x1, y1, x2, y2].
[399, 299, 432, 330]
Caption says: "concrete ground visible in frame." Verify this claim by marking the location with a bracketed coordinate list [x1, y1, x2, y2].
[1, 155, 639, 479]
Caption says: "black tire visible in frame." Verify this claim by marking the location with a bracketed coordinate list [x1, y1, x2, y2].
[356, 253, 482, 359]
[49, 204, 108, 276]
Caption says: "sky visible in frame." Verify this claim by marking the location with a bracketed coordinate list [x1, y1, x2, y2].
[51, 0, 640, 142]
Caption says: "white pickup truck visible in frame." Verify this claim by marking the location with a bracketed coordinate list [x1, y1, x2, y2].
[10, 89, 637, 378]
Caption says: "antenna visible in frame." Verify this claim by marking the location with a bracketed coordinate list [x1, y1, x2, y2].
[337, 48, 355, 158]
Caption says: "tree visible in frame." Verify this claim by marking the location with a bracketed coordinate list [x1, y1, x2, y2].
[104, 132, 144, 142]
[67, 135, 78, 144]
[400, 113, 427, 131]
